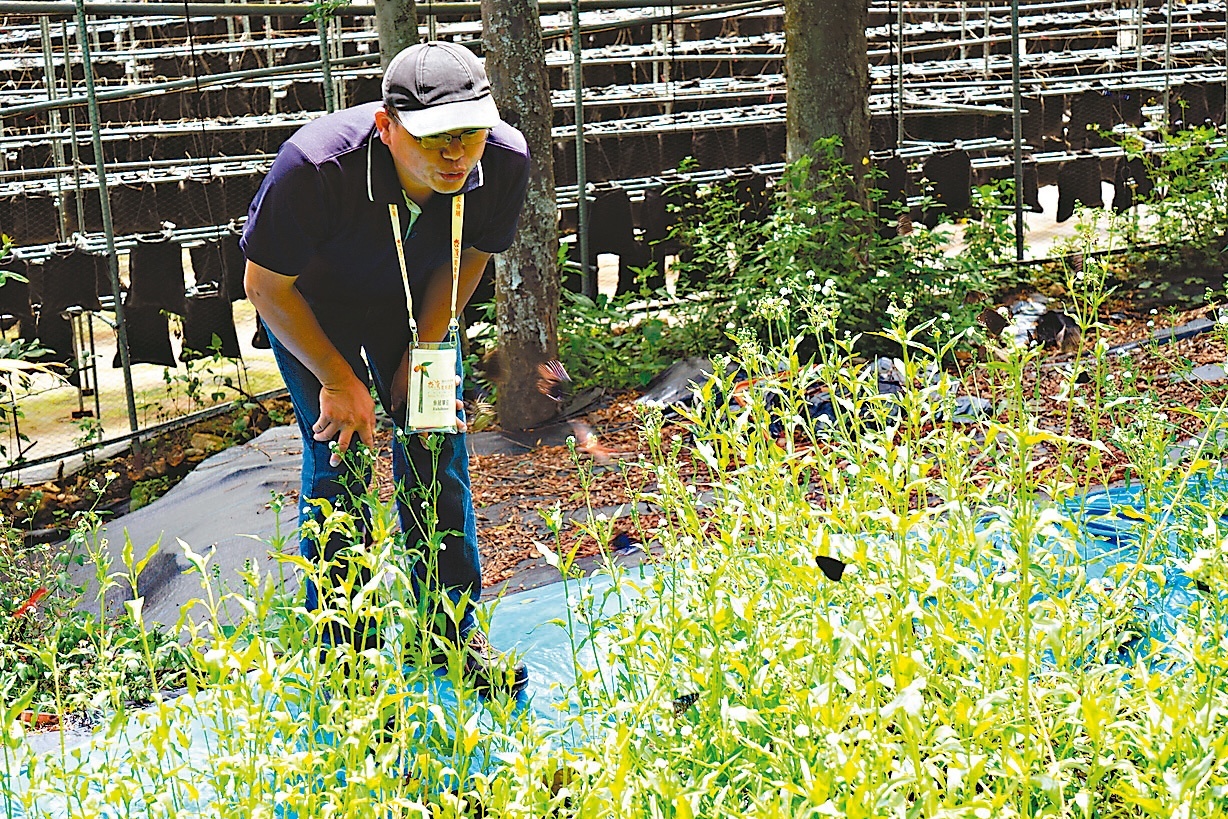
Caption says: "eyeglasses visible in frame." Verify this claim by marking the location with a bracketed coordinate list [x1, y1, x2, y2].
[411, 128, 490, 150]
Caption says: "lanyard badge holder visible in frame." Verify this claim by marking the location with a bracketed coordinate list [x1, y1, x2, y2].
[389, 195, 463, 433]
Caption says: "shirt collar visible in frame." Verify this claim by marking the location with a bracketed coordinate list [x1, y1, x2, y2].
[365, 125, 486, 205]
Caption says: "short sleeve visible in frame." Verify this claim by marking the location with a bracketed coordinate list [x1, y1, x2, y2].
[240, 144, 329, 277]
[472, 147, 530, 254]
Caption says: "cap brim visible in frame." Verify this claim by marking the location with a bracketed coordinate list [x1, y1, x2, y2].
[389, 95, 502, 136]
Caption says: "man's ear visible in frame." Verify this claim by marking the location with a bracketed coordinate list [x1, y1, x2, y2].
[374, 108, 394, 146]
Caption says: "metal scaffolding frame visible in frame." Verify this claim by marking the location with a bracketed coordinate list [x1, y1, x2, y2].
[0, 0, 1226, 470]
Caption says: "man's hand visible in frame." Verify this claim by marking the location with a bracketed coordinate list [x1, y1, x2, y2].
[314, 376, 376, 467]
[245, 260, 377, 467]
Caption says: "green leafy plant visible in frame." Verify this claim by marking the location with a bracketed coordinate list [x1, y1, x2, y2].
[558, 285, 699, 390]
[666, 139, 1023, 361]
[1109, 125, 1228, 306]
[71, 416, 104, 466]
[128, 476, 171, 512]
[0, 475, 191, 714]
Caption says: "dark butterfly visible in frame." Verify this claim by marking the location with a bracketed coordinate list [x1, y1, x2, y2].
[1032, 310, 1082, 352]
[673, 691, 701, 716]
[897, 212, 914, 236]
[815, 555, 847, 581]
[977, 307, 1010, 339]
[609, 531, 640, 555]
[537, 359, 572, 403]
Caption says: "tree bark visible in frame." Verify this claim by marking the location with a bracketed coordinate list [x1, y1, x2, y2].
[784, 0, 870, 204]
[374, 0, 419, 68]
[481, 0, 561, 430]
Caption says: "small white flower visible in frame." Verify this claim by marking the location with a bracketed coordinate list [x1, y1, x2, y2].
[794, 723, 811, 738]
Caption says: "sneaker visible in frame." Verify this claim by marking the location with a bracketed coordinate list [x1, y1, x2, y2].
[443, 628, 529, 698]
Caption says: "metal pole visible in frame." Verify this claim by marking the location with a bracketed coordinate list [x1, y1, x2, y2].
[897, 0, 906, 146]
[330, 16, 346, 109]
[264, 15, 275, 113]
[959, 0, 968, 61]
[7, 389, 24, 464]
[41, 16, 70, 241]
[224, 0, 238, 65]
[1011, 0, 1024, 263]
[1135, 0, 1144, 73]
[317, 16, 336, 113]
[74, 0, 140, 436]
[572, 0, 592, 298]
[1162, 0, 1173, 130]
[982, 1, 991, 77]
[72, 312, 87, 417]
[88, 312, 101, 420]
[62, 20, 86, 234]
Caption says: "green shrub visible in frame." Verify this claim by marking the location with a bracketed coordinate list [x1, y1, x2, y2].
[129, 476, 171, 512]
[558, 140, 1025, 390]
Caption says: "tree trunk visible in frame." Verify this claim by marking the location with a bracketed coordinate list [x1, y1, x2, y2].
[374, 0, 419, 69]
[784, 0, 870, 204]
[481, 0, 561, 430]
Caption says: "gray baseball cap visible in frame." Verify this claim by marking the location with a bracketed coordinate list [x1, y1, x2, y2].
[382, 41, 501, 136]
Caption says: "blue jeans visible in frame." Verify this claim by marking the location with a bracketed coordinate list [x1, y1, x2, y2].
[266, 302, 480, 645]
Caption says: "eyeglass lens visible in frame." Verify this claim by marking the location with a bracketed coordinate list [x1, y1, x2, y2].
[417, 129, 488, 149]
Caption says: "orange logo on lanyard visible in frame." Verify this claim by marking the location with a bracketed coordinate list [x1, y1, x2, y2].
[450, 195, 464, 323]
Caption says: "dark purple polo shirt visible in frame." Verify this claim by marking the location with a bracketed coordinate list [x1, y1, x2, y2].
[241, 101, 529, 308]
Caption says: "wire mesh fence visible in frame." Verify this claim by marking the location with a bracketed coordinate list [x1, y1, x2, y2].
[0, 6, 362, 475]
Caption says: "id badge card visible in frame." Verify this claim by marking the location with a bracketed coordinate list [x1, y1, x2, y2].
[405, 340, 459, 433]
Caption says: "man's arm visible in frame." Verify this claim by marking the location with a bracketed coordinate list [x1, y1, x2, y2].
[245, 260, 375, 466]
